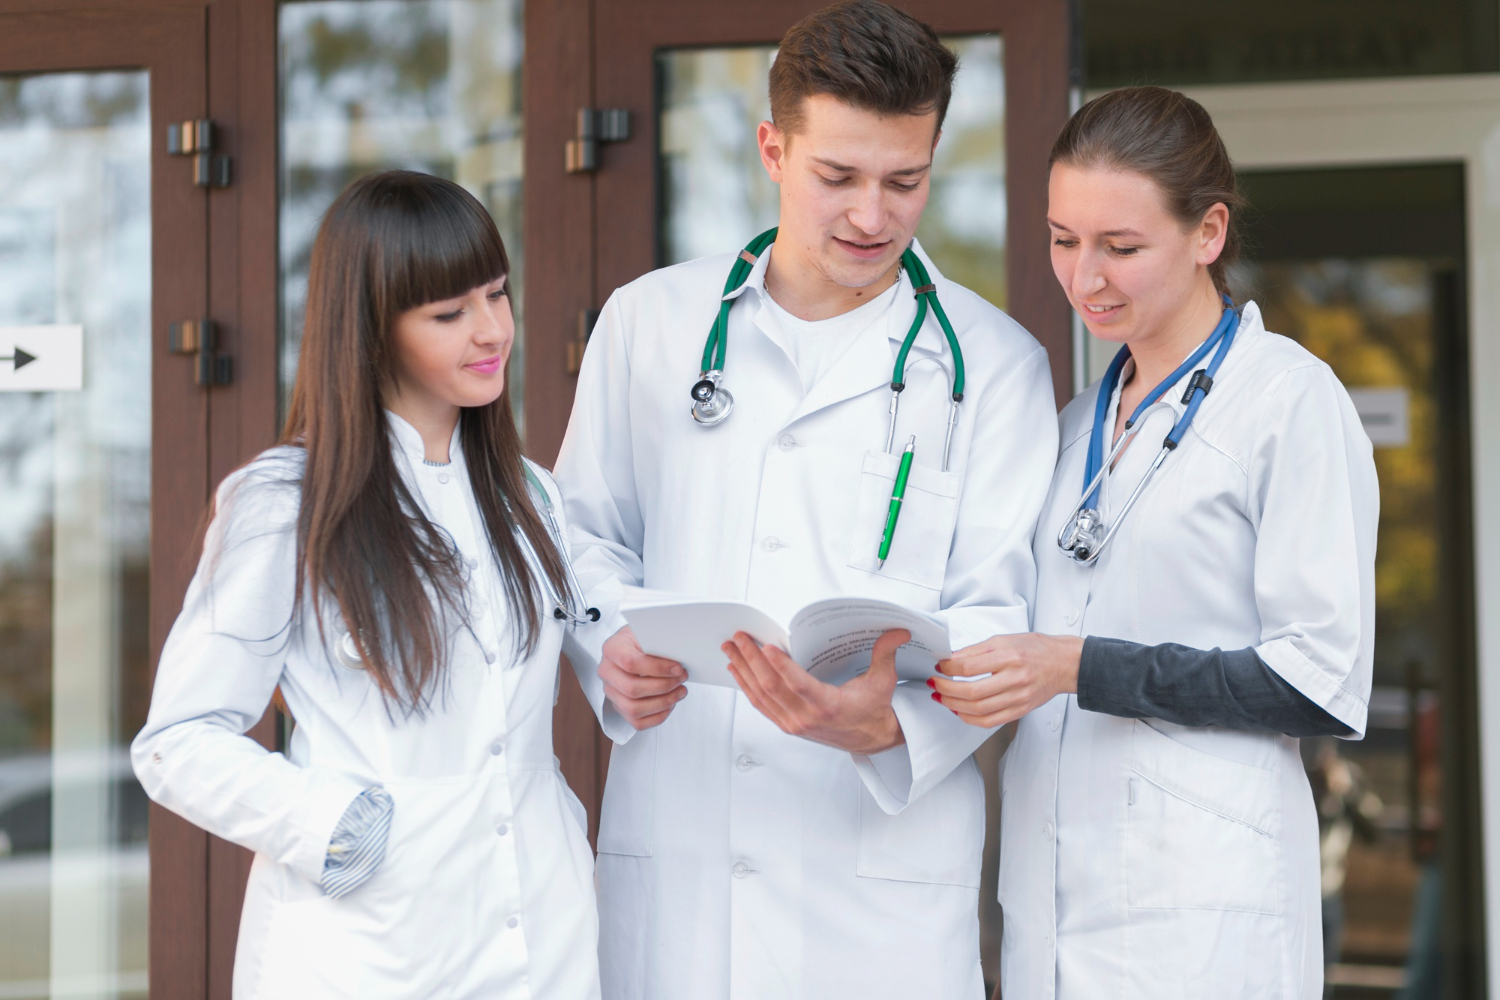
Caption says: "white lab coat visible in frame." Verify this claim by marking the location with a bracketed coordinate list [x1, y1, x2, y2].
[999, 302, 1378, 999]
[554, 242, 1058, 1000]
[132, 415, 600, 1000]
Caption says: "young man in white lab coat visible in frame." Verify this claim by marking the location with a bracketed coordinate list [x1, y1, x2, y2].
[554, 3, 1057, 997]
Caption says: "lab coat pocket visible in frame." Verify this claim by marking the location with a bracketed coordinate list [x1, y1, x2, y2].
[857, 756, 984, 888]
[597, 728, 657, 856]
[1126, 720, 1281, 914]
[846, 450, 961, 591]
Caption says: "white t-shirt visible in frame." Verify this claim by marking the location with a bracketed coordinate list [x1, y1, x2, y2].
[764, 282, 900, 393]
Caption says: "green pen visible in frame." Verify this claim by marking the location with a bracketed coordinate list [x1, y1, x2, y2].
[877, 436, 916, 569]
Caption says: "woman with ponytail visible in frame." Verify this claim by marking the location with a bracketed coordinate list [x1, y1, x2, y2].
[933, 88, 1378, 997]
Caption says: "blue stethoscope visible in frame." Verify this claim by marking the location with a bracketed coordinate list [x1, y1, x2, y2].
[1056, 298, 1241, 564]
[689, 227, 967, 468]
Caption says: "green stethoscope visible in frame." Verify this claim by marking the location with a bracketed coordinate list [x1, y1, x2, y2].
[689, 227, 968, 471]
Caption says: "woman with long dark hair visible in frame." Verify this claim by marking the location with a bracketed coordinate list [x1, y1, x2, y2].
[931, 87, 1378, 996]
[132, 170, 601, 998]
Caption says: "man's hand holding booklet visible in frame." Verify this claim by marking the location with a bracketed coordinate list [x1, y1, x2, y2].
[619, 591, 952, 688]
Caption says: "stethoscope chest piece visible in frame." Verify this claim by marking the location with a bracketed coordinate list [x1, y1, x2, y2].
[690, 370, 734, 425]
[1058, 507, 1106, 563]
[334, 630, 365, 670]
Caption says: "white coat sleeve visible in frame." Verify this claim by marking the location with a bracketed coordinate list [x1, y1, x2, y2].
[1247, 363, 1378, 736]
[553, 292, 645, 745]
[854, 343, 1059, 813]
[131, 463, 368, 884]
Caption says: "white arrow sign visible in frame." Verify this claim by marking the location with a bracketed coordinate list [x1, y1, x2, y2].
[0, 325, 84, 391]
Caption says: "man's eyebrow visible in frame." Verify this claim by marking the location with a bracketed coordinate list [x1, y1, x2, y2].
[811, 156, 931, 177]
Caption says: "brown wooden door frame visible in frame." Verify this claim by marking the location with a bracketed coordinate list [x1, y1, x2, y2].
[0, 0, 281, 996]
[528, 0, 1072, 840]
[0, 5, 212, 997]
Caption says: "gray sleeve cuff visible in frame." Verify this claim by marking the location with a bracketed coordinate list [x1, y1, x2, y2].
[321, 785, 394, 898]
[1077, 636, 1354, 738]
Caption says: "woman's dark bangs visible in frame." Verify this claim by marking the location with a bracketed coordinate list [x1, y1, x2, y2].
[383, 180, 508, 314]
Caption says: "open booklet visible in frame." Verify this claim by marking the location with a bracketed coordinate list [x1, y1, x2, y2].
[620, 592, 951, 688]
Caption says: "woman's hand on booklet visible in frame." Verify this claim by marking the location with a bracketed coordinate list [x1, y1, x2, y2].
[930, 633, 1083, 728]
[722, 629, 908, 755]
[600, 626, 689, 731]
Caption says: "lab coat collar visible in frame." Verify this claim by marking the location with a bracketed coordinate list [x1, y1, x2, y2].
[1105, 300, 1265, 433]
[728, 237, 952, 426]
[384, 409, 465, 471]
[725, 237, 948, 353]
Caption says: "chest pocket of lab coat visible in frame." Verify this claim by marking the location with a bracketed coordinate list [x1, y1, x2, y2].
[846, 450, 962, 591]
[1126, 720, 1282, 914]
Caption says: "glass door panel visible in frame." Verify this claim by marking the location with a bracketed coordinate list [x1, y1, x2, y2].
[0, 70, 152, 1000]
[278, 0, 526, 430]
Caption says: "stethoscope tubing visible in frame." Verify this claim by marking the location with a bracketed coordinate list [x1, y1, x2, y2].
[519, 467, 600, 625]
[692, 229, 967, 439]
[1059, 302, 1241, 564]
[1053, 405, 1175, 566]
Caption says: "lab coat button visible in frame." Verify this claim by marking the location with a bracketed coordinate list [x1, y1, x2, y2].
[496, 823, 509, 836]
[732, 862, 752, 878]
[735, 754, 757, 771]
[1063, 608, 1079, 626]
[1048, 715, 1061, 732]
[484, 651, 497, 664]
[437, 473, 450, 484]
[467, 556, 479, 569]
[490, 741, 505, 755]
[1043, 821, 1055, 841]
[761, 537, 783, 552]
[507, 916, 519, 929]
[777, 434, 797, 451]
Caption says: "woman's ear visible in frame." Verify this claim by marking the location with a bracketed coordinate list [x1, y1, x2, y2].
[1196, 202, 1230, 267]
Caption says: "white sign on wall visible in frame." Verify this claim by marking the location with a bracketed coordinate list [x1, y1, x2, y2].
[1347, 386, 1410, 449]
[0, 325, 83, 391]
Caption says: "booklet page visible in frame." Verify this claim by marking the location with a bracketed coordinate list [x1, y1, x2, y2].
[621, 600, 789, 689]
[788, 597, 951, 687]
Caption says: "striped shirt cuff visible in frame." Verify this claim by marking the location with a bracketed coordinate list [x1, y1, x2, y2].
[321, 785, 393, 899]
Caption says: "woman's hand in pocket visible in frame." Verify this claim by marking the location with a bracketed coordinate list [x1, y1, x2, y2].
[930, 633, 1084, 728]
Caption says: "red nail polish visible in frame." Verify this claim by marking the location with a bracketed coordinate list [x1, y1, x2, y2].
[931, 691, 941, 702]
[925, 678, 935, 688]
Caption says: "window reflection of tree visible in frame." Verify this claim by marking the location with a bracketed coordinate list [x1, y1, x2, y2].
[1245, 259, 1440, 676]
[279, 1, 527, 421]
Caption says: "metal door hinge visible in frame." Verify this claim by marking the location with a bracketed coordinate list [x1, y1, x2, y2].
[167, 119, 231, 188]
[565, 109, 630, 173]
[566, 308, 601, 374]
[169, 319, 233, 386]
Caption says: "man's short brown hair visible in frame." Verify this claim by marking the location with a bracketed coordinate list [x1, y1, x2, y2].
[769, 0, 958, 135]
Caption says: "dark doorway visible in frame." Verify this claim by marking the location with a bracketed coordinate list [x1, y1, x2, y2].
[1238, 163, 1485, 1000]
